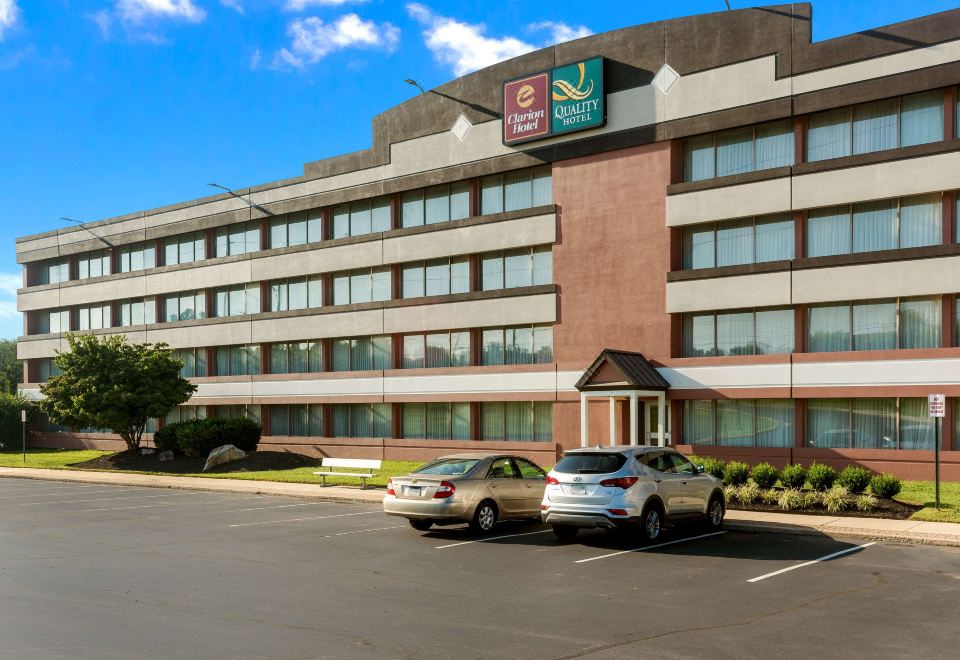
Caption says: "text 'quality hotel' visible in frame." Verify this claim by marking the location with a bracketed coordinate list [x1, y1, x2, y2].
[16, 3, 960, 479]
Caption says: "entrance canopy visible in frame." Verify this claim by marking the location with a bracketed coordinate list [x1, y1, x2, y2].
[575, 349, 670, 448]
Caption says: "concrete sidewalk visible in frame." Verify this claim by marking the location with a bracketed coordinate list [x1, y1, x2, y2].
[2, 466, 958, 546]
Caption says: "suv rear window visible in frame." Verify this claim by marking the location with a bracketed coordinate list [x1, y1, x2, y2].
[554, 452, 628, 475]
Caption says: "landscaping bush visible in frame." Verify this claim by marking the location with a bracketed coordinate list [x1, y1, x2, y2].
[855, 493, 879, 512]
[174, 418, 262, 457]
[761, 489, 780, 505]
[870, 473, 903, 499]
[801, 490, 821, 509]
[807, 463, 838, 491]
[837, 466, 872, 494]
[152, 422, 181, 453]
[749, 462, 780, 489]
[823, 485, 852, 512]
[728, 482, 760, 505]
[780, 463, 806, 489]
[777, 488, 805, 511]
[701, 457, 726, 480]
[722, 461, 750, 486]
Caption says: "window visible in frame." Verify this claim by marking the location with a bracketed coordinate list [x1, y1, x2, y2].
[331, 198, 391, 239]
[331, 336, 391, 371]
[164, 291, 206, 322]
[401, 258, 470, 298]
[119, 298, 157, 327]
[215, 221, 260, 258]
[681, 214, 795, 269]
[402, 182, 470, 227]
[807, 193, 941, 257]
[682, 120, 794, 181]
[33, 259, 69, 285]
[77, 250, 111, 279]
[270, 276, 323, 312]
[481, 325, 553, 365]
[269, 211, 322, 249]
[401, 403, 471, 440]
[480, 166, 552, 214]
[480, 402, 552, 441]
[270, 341, 323, 374]
[805, 398, 926, 449]
[682, 308, 794, 357]
[481, 246, 552, 290]
[213, 283, 260, 317]
[330, 403, 391, 438]
[807, 91, 943, 162]
[269, 404, 323, 436]
[77, 304, 110, 331]
[331, 267, 391, 305]
[36, 309, 70, 334]
[402, 331, 471, 368]
[209, 405, 261, 425]
[215, 345, 261, 376]
[164, 232, 206, 266]
[807, 297, 940, 352]
[164, 405, 207, 425]
[37, 358, 60, 383]
[682, 399, 794, 446]
[173, 348, 207, 378]
[118, 242, 157, 273]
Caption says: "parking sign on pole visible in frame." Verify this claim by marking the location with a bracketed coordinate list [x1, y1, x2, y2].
[928, 394, 944, 510]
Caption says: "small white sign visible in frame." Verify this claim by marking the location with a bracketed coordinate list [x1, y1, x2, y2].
[928, 394, 946, 418]
[20, 410, 26, 423]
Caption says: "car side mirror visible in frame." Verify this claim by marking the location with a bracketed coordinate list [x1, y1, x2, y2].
[695, 465, 705, 474]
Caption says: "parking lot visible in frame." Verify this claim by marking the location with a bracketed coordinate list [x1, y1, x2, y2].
[0, 479, 958, 659]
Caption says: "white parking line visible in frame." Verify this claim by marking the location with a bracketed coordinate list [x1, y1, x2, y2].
[746, 542, 876, 583]
[435, 529, 552, 549]
[84, 495, 268, 513]
[82, 503, 182, 512]
[229, 510, 380, 527]
[19, 492, 192, 506]
[574, 531, 728, 563]
[318, 525, 405, 539]
[0, 488, 134, 500]
[228, 502, 324, 512]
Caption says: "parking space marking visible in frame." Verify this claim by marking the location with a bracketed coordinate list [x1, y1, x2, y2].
[434, 529, 552, 549]
[83, 495, 271, 513]
[747, 542, 876, 583]
[317, 525, 405, 539]
[18, 492, 193, 506]
[229, 510, 380, 527]
[574, 531, 727, 563]
[0, 488, 134, 500]
[82, 503, 181, 512]
[228, 502, 323, 512]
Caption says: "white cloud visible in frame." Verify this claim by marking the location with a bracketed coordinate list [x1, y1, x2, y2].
[0, 273, 20, 299]
[274, 13, 399, 68]
[0, 0, 21, 40]
[220, 0, 244, 14]
[527, 21, 592, 44]
[115, 0, 206, 24]
[249, 47, 261, 69]
[285, 0, 368, 10]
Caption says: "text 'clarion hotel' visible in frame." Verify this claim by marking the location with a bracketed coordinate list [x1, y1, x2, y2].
[15, 3, 960, 479]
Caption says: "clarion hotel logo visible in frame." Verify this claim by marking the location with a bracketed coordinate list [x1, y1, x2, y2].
[502, 57, 605, 146]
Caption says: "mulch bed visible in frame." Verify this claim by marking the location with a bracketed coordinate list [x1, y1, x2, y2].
[728, 497, 921, 520]
[69, 450, 323, 475]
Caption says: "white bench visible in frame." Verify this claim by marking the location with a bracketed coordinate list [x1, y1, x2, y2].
[313, 458, 382, 489]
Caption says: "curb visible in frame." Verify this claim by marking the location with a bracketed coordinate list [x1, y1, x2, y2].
[726, 520, 960, 548]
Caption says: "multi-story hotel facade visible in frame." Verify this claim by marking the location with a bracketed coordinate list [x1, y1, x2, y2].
[15, 4, 960, 478]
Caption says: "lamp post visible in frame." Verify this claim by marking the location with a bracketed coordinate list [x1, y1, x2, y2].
[404, 79, 426, 94]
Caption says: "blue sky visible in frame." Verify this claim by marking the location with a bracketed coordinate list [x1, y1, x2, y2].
[0, 0, 956, 339]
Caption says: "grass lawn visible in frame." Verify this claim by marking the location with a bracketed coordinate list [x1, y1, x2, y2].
[894, 480, 960, 523]
[0, 448, 111, 469]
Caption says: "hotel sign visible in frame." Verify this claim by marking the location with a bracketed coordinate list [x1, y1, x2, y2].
[502, 56, 605, 146]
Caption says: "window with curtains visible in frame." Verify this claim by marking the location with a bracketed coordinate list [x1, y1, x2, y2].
[164, 290, 206, 322]
[215, 345, 261, 376]
[480, 401, 552, 441]
[270, 276, 323, 312]
[682, 214, 795, 269]
[32, 258, 69, 285]
[270, 341, 323, 374]
[173, 348, 207, 378]
[807, 193, 942, 257]
[331, 197, 391, 239]
[481, 246, 552, 290]
[481, 325, 554, 365]
[330, 403, 392, 438]
[331, 267, 391, 305]
[807, 397, 934, 449]
[682, 119, 794, 182]
[682, 399, 794, 447]
[402, 181, 471, 227]
[77, 303, 110, 331]
[270, 404, 323, 437]
[209, 404, 261, 425]
[402, 331, 471, 368]
[36, 308, 70, 334]
[118, 242, 157, 273]
[401, 258, 470, 298]
[215, 221, 261, 258]
[37, 358, 60, 383]
[331, 336, 391, 371]
[213, 283, 260, 317]
[807, 297, 941, 352]
[164, 231, 206, 266]
[269, 211, 322, 249]
[402, 403, 472, 440]
[164, 405, 207, 425]
[480, 166, 552, 214]
[807, 90, 944, 162]
[682, 308, 794, 357]
[118, 298, 156, 327]
[77, 249, 111, 279]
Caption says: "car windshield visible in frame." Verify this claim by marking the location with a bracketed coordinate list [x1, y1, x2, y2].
[553, 452, 627, 475]
[414, 458, 481, 476]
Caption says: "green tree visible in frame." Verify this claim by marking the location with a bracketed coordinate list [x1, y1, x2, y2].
[40, 334, 196, 452]
[0, 392, 34, 450]
[0, 340, 22, 395]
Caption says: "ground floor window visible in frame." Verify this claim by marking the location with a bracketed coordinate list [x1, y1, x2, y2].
[330, 403, 391, 438]
[209, 405, 261, 426]
[807, 397, 934, 449]
[401, 402, 471, 440]
[269, 404, 323, 437]
[164, 405, 207, 425]
[682, 399, 793, 447]
[480, 402, 552, 442]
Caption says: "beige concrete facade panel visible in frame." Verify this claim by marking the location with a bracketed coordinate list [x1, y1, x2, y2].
[17, 337, 65, 360]
[666, 177, 792, 227]
[659, 363, 792, 390]
[666, 271, 792, 313]
[793, 357, 960, 388]
[250, 242, 382, 281]
[17, 288, 63, 313]
[383, 293, 557, 335]
[792, 257, 960, 304]
[146, 321, 253, 349]
[250, 309, 384, 343]
[146, 261, 254, 297]
[665, 56, 790, 121]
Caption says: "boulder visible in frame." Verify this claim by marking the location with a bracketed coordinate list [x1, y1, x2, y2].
[140, 447, 155, 456]
[203, 444, 246, 472]
[158, 450, 175, 462]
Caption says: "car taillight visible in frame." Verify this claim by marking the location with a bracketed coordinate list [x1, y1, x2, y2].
[545, 476, 560, 485]
[607, 509, 628, 516]
[540, 504, 549, 510]
[386, 479, 395, 496]
[433, 481, 455, 499]
[600, 476, 639, 489]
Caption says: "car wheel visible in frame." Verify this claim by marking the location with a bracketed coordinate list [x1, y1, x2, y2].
[469, 500, 498, 534]
[552, 524, 578, 541]
[640, 501, 664, 544]
[409, 519, 433, 531]
[706, 494, 725, 530]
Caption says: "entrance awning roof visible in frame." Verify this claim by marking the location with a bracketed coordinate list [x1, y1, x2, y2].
[575, 349, 670, 392]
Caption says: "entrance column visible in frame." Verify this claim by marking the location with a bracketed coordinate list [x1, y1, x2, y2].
[629, 393, 639, 446]
[580, 395, 589, 448]
[657, 393, 666, 447]
[608, 397, 618, 446]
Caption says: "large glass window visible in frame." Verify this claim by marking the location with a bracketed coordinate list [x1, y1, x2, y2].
[481, 325, 553, 365]
[807, 297, 940, 352]
[37, 358, 60, 383]
[479, 402, 552, 442]
[681, 399, 793, 446]
[215, 345, 261, 376]
[164, 291, 206, 322]
[402, 403, 471, 440]
[331, 267, 391, 305]
[270, 404, 323, 437]
[402, 331, 471, 368]
[77, 250, 111, 279]
[164, 231, 206, 266]
[481, 246, 552, 290]
[681, 214, 794, 269]
[213, 283, 260, 317]
[682, 308, 794, 357]
[33, 259, 69, 286]
[805, 398, 931, 449]
[682, 119, 794, 182]
[119, 298, 157, 327]
[118, 242, 157, 273]
[480, 166, 552, 214]
[270, 276, 323, 312]
[77, 304, 110, 331]
[330, 403, 392, 438]
[270, 341, 323, 374]
[36, 309, 70, 334]
[331, 198, 391, 239]
[164, 405, 207, 425]
[215, 221, 260, 258]
[331, 336, 391, 371]
[402, 182, 471, 227]
[209, 405, 261, 425]
[173, 348, 207, 378]
[269, 211, 322, 249]
[401, 258, 470, 298]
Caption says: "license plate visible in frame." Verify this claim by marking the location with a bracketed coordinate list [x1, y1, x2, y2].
[569, 485, 587, 495]
[402, 486, 422, 497]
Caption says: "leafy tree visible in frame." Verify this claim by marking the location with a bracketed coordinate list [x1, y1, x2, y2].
[0, 340, 22, 395]
[0, 392, 34, 450]
[40, 334, 196, 451]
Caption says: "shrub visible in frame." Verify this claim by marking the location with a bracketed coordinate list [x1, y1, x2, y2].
[749, 462, 780, 489]
[837, 466, 872, 494]
[174, 417, 262, 457]
[870, 473, 903, 499]
[152, 422, 181, 453]
[728, 482, 760, 505]
[855, 493, 879, 512]
[0, 392, 34, 451]
[823, 485, 852, 512]
[701, 457, 726, 480]
[807, 463, 838, 491]
[172, 419, 209, 457]
[761, 489, 780, 505]
[778, 488, 805, 511]
[780, 464, 806, 489]
[723, 461, 750, 486]
[801, 491, 821, 509]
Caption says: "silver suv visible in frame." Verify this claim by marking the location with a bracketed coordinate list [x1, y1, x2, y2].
[541, 446, 725, 542]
